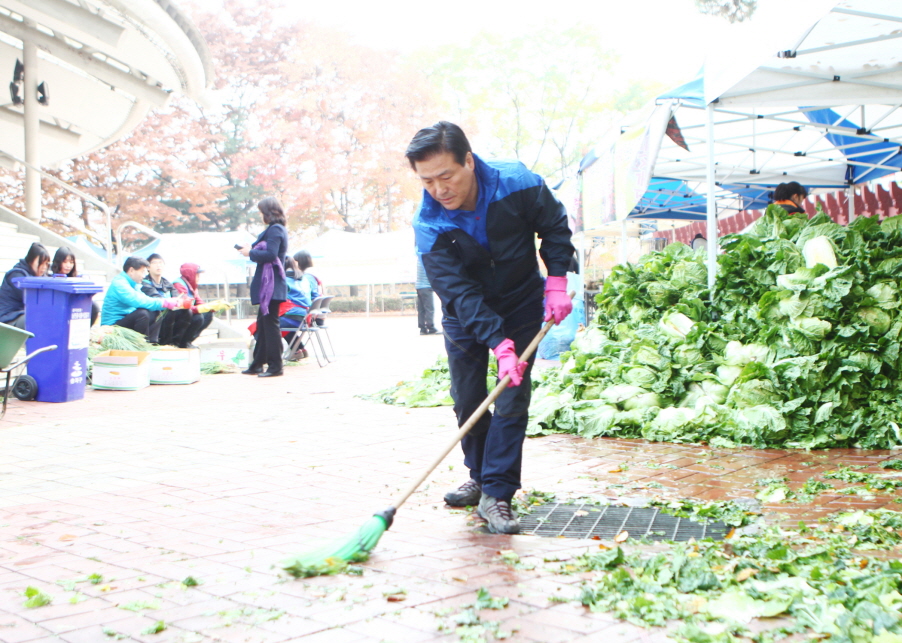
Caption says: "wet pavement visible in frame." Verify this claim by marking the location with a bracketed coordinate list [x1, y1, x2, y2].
[0, 315, 900, 642]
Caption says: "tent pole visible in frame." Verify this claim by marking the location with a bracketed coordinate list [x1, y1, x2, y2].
[705, 103, 717, 297]
[620, 220, 627, 265]
[848, 186, 856, 223]
[579, 232, 586, 326]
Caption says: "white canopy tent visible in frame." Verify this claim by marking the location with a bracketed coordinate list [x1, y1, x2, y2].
[302, 229, 417, 287]
[131, 231, 256, 286]
[593, 0, 902, 291]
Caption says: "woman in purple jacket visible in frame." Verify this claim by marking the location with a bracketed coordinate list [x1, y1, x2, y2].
[237, 197, 289, 377]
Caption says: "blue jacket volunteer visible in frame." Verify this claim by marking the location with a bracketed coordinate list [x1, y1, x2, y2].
[408, 121, 574, 534]
[102, 256, 177, 336]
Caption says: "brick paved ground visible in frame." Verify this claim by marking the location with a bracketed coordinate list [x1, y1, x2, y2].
[1, 315, 900, 642]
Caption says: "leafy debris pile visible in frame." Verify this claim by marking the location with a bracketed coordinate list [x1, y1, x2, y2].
[87, 326, 157, 382]
[361, 356, 496, 408]
[437, 587, 513, 641]
[529, 206, 902, 449]
[571, 509, 902, 643]
[498, 499, 902, 643]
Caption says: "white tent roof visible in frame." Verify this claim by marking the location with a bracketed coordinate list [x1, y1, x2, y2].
[133, 230, 255, 286]
[302, 230, 416, 287]
[655, 0, 902, 192]
[0, 0, 213, 166]
[710, 0, 902, 108]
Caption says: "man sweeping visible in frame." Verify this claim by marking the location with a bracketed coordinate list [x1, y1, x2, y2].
[407, 121, 575, 534]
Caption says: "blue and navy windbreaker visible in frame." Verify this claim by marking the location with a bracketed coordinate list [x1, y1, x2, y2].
[413, 154, 574, 348]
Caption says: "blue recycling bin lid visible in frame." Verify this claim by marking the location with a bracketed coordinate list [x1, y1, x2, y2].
[14, 276, 103, 294]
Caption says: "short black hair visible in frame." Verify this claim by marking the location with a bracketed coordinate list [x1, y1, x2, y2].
[773, 181, 808, 201]
[147, 253, 164, 263]
[123, 256, 150, 272]
[24, 242, 50, 268]
[405, 121, 472, 170]
[258, 197, 286, 226]
[294, 250, 313, 271]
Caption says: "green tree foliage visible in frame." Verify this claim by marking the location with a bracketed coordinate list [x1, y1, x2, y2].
[420, 25, 660, 183]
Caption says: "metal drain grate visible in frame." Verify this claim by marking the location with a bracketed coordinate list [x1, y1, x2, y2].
[519, 504, 728, 542]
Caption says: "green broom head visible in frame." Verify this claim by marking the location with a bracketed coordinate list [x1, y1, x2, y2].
[282, 507, 395, 578]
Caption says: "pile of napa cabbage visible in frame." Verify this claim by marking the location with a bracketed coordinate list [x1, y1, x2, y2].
[528, 206, 902, 449]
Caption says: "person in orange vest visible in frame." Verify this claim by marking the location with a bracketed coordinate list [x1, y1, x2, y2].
[773, 182, 808, 215]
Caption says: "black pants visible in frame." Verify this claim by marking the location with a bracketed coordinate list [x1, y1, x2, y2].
[115, 308, 155, 336]
[251, 299, 283, 372]
[417, 288, 436, 332]
[444, 296, 542, 502]
[155, 309, 214, 347]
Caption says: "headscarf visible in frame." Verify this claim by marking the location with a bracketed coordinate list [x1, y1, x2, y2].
[254, 241, 286, 313]
[179, 263, 205, 305]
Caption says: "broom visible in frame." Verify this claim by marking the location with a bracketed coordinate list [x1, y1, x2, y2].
[283, 313, 562, 577]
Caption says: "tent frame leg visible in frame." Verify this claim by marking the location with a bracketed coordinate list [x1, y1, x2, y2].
[705, 104, 718, 298]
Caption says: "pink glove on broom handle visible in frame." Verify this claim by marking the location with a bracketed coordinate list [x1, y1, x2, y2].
[544, 275, 572, 325]
[492, 338, 528, 388]
[161, 298, 178, 310]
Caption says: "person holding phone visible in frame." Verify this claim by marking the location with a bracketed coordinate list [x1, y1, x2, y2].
[236, 197, 289, 377]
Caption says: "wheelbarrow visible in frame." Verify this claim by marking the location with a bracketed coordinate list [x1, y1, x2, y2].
[0, 321, 57, 420]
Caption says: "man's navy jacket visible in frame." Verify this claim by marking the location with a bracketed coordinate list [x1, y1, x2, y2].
[413, 154, 574, 348]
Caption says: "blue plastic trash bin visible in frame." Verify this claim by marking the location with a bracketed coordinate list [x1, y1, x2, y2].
[15, 276, 103, 403]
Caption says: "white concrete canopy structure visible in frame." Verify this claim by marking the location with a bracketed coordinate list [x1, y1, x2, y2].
[0, 0, 213, 220]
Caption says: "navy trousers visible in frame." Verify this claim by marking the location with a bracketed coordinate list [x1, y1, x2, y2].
[443, 296, 543, 502]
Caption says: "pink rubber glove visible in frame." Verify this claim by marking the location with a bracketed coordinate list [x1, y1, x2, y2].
[161, 298, 178, 310]
[492, 338, 528, 388]
[544, 275, 572, 325]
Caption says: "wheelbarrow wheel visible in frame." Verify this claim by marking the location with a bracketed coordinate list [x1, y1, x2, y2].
[12, 375, 37, 401]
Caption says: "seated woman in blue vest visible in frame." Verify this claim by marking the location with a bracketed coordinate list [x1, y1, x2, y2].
[279, 256, 313, 359]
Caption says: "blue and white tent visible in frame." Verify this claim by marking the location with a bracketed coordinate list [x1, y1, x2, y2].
[583, 0, 902, 290]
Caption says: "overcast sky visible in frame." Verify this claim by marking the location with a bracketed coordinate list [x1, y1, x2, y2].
[191, 0, 791, 91]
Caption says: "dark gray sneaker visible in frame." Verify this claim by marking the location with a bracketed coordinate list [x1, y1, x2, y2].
[477, 493, 520, 534]
[444, 479, 482, 506]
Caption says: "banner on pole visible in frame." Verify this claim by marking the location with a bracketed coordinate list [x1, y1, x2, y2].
[579, 101, 673, 231]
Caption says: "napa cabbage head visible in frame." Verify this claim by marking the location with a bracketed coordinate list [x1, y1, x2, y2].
[716, 365, 744, 387]
[802, 235, 838, 269]
[659, 311, 695, 341]
[632, 345, 669, 371]
[623, 391, 662, 411]
[789, 317, 832, 339]
[670, 261, 707, 290]
[647, 406, 698, 437]
[727, 379, 780, 408]
[600, 384, 648, 406]
[734, 405, 788, 442]
[866, 282, 899, 310]
[624, 367, 657, 389]
[673, 344, 703, 366]
[723, 341, 772, 366]
[858, 307, 892, 335]
[571, 328, 609, 355]
[682, 380, 729, 406]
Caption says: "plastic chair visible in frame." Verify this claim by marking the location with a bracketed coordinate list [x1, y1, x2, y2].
[308, 295, 335, 359]
[280, 297, 330, 367]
